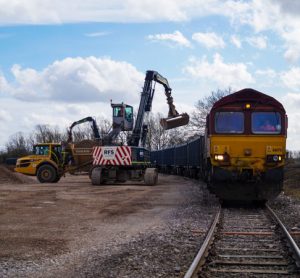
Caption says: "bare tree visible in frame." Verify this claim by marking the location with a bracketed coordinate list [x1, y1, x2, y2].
[144, 113, 190, 150]
[34, 124, 63, 143]
[5, 132, 31, 157]
[190, 88, 233, 134]
[145, 113, 169, 150]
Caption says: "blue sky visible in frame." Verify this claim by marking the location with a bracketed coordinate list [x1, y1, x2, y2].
[0, 0, 300, 150]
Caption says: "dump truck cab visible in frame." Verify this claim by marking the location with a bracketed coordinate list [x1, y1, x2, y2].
[15, 143, 64, 182]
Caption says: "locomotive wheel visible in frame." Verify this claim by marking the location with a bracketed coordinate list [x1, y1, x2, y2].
[91, 167, 103, 185]
[37, 165, 57, 183]
[144, 168, 158, 186]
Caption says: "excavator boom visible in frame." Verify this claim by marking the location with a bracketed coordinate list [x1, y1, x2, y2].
[67, 116, 100, 142]
[128, 70, 189, 146]
[147, 71, 189, 130]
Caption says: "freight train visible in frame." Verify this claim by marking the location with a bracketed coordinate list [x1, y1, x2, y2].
[151, 88, 287, 202]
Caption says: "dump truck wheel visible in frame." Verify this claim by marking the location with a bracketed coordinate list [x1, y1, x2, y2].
[52, 175, 61, 183]
[91, 167, 103, 185]
[37, 165, 57, 183]
[144, 168, 158, 186]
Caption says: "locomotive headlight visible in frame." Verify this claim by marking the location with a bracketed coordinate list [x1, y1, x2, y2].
[274, 155, 282, 162]
[266, 155, 283, 163]
[214, 154, 224, 161]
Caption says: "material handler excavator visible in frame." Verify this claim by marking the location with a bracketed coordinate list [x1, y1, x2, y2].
[91, 70, 189, 185]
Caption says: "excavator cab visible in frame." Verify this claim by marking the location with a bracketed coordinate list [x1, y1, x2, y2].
[112, 103, 134, 131]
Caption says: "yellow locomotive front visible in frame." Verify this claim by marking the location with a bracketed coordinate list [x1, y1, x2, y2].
[205, 88, 287, 202]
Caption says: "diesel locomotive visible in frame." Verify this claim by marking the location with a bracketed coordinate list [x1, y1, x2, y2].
[151, 88, 287, 202]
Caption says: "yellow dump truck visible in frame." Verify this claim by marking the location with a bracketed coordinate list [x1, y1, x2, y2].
[15, 141, 96, 183]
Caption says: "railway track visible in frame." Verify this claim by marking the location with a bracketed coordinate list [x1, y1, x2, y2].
[185, 205, 300, 277]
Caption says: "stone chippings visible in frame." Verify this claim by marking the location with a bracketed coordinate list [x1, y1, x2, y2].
[70, 188, 218, 278]
[0, 178, 219, 278]
[269, 193, 300, 247]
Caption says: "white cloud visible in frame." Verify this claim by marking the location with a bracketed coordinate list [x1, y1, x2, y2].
[0, 0, 201, 25]
[147, 30, 191, 48]
[0, 0, 300, 62]
[183, 53, 254, 88]
[281, 67, 300, 91]
[0, 76, 6, 91]
[0, 98, 114, 150]
[230, 35, 242, 48]
[279, 93, 300, 150]
[227, 0, 300, 62]
[192, 32, 225, 49]
[0, 109, 12, 122]
[255, 69, 277, 79]
[1, 56, 144, 103]
[85, 32, 110, 37]
[247, 36, 267, 49]
[281, 29, 300, 63]
[273, 0, 300, 15]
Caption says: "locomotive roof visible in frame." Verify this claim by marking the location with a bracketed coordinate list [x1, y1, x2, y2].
[211, 88, 285, 112]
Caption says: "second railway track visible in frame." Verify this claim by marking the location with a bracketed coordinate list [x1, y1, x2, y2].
[185, 204, 300, 277]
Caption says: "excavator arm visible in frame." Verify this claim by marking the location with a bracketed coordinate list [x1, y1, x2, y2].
[67, 116, 101, 143]
[128, 70, 189, 147]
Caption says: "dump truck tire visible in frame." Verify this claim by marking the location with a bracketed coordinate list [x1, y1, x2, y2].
[52, 175, 61, 183]
[37, 165, 57, 183]
[144, 168, 158, 186]
[91, 167, 103, 185]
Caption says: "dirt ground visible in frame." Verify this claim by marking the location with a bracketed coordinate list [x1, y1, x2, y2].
[0, 167, 217, 277]
[2, 164, 299, 277]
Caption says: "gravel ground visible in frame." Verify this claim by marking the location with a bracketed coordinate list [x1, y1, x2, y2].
[1, 165, 299, 277]
[268, 162, 300, 246]
[65, 186, 218, 278]
[268, 193, 300, 246]
[0, 171, 219, 278]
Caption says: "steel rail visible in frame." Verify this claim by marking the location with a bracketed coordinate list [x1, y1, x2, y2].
[266, 204, 300, 267]
[184, 206, 221, 278]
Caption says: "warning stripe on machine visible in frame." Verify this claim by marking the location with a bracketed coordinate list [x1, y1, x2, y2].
[93, 146, 132, 166]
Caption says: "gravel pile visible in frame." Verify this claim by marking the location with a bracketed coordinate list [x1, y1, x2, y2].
[0, 165, 34, 184]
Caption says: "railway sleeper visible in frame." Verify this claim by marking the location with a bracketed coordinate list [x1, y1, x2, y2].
[208, 268, 291, 275]
[211, 259, 289, 266]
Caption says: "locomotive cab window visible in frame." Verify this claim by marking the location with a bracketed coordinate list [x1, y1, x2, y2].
[252, 112, 281, 134]
[215, 112, 244, 133]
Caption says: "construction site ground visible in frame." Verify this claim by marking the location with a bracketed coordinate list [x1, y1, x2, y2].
[0, 166, 218, 277]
